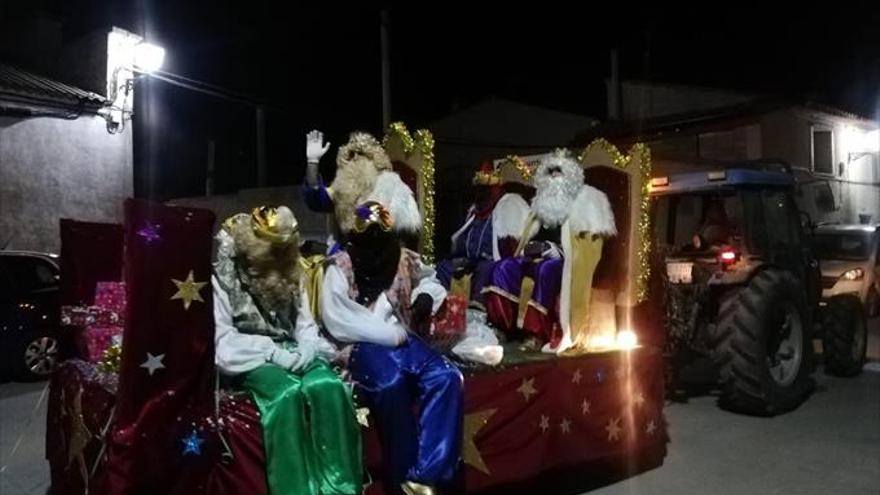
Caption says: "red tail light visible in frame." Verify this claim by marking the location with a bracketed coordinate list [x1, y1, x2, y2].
[719, 248, 738, 268]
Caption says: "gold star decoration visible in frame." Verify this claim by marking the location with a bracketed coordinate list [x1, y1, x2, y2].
[66, 388, 93, 486]
[560, 418, 572, 435]
[516, 377, 538, 402]
[171, 270, 207, 310]
[571, 369, 582, 384]
[633, 391, 646, 408]
[463, 409, 496, 475]
[605, 417, 622, 442]
[645, 419, 657, 436]
[356, 407, 370, 428]
[581, 399, 591, 415]
[538, 415, 550, 433]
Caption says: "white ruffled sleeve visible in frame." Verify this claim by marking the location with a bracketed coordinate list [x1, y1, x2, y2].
[294, 287, 338, 362]
[410, 258, 447, 314]
[320, 265, 406, 347]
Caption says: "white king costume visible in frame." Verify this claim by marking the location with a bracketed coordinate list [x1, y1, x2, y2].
[484, 149, 616, 354]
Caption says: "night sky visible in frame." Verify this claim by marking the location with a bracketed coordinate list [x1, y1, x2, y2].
[5, 1, 880, 198]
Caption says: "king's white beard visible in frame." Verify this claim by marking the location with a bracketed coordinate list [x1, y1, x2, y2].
[532, 175, 581, 227]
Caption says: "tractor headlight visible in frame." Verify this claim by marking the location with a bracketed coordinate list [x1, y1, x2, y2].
[840, 268, 865, 281]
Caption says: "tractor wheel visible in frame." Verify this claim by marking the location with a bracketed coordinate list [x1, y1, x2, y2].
[711, 269, 814, 416]
[822, 295, 867, 377]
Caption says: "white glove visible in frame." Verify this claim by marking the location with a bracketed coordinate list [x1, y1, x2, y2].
[542, 242, 563, 259]
[306, 130, 331, 164]
[269, 346, 314, 373]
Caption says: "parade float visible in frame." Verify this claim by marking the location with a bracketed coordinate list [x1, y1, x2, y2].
[45, 125, 667, 494]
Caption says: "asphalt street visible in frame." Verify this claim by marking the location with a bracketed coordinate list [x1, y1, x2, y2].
[1, 321, 878, 495]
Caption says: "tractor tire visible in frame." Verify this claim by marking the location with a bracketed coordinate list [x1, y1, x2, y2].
[711, 269, 814, 416]
[822, 295, 867, 377]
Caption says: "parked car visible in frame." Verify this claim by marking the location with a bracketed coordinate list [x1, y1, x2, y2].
[0, 251, 62, 380]
[812, 224, 880, 317]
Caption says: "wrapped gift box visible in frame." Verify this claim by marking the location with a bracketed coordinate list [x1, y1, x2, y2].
[82, 326, 124, 362]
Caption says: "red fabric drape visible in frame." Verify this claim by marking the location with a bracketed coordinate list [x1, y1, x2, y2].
[103, 199, 216, 494]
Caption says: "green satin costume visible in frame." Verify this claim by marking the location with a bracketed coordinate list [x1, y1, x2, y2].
[242, 359, 363, 495]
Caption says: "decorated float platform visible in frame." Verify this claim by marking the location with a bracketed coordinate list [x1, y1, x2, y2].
[46, 204, 666, 495]
[46, 126, 667, 494]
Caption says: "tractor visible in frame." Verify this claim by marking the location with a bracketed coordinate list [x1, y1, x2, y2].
[650, 166, 867, 416]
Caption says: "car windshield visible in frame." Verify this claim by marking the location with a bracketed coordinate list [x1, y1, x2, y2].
[812, 232, 874, 261]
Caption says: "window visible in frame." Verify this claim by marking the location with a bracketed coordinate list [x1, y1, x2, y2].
[812, 126, 834, 175]
[0, 257, 58, 294]
[653, 192, 743, 252]
[812, 233, 873, 261]
[762, 190, 799, 251]
[0, 263, 13, 302]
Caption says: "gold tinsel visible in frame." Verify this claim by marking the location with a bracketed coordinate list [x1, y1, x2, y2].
[98, 342, 122, 374]
[383, 122, 436, 264]
[631, 143, 653, 303]
[578, 138, 652, 303]
[502, 155, 534, 181]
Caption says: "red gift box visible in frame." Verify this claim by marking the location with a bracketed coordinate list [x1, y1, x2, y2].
[82, 326, 123, 362]
[62, 281, 126, 361]
[427, 294, 467, 352]
[432, 294, 467, 337]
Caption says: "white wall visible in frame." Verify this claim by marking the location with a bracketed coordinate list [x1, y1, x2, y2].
[0, 114, 133, 252]
[760, 108, 879, 225]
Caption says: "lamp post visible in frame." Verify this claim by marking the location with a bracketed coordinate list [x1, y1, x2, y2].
[133, 42, 166, 75]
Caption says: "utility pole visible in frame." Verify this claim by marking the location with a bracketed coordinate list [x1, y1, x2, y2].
[206, 139, 216, 196]
[256, 105, 267, 187]
[380, 8, 392, 127]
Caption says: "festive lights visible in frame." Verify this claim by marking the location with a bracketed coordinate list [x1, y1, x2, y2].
[501, 155, 535, 181]
[98, 343, 123, 374]
[383, 122, 436, 264]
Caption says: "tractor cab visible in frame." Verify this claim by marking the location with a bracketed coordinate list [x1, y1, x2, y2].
[648, 167, 838, 416]
[650, 168, 818, 294]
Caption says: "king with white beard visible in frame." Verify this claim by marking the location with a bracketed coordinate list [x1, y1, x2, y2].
[484, 149, 617, 354]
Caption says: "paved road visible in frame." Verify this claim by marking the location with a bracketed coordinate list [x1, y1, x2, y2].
[2, 322, 878, 495]
[590, 365, 880, 495]
[0, 380, 51, 495]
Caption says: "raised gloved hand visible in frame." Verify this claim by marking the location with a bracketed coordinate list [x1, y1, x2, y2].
[306, 129, 331, 164]
[410, 293, 434, 333]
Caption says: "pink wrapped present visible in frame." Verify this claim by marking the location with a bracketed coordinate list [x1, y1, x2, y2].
[94, 281, 126, 319]
[83, 326, 123, 362]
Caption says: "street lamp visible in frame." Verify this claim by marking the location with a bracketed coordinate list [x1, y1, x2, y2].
[133, 42, 166, 74]
[105, 39, 166, 133]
